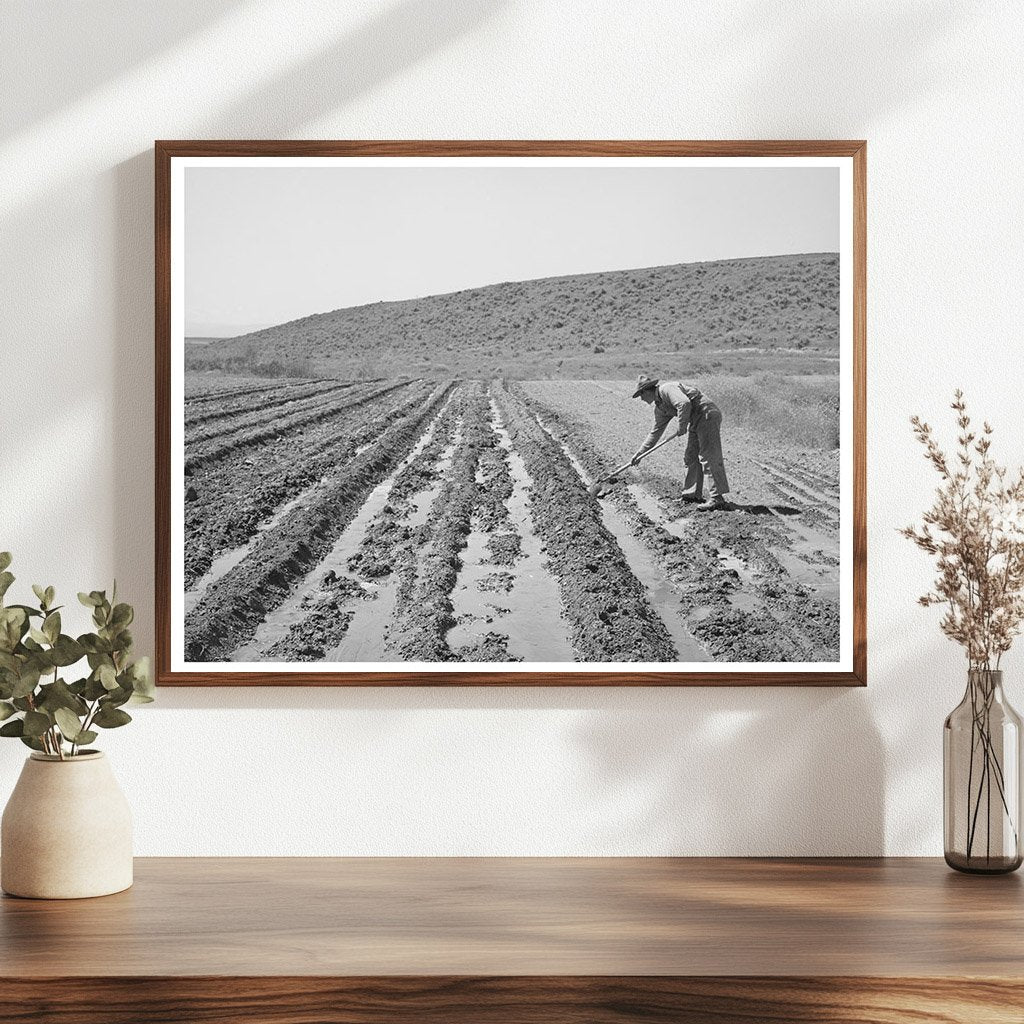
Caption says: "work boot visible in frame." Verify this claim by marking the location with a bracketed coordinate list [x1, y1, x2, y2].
[695, 497, 733, 512]
[680, 493, 703, 504]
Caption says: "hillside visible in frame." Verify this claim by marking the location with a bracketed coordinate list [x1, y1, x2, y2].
[190, 253, 839, 379]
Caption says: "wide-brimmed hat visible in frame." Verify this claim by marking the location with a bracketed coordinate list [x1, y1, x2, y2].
[631, 374, 659, 398]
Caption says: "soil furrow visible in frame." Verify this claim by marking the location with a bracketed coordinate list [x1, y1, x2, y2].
[517, 385, 836, 662]
[494, 382, 677, 663]
[386, 382, 495, 661]
[755, 460, 840, 512]
[183, 382, 454, 661]
[260, 392, 465, 661]
[183, 380, 436, 587]
[185, 379, 352, 428]
[184, 380, 412, 472]
[185, 378, 317, 404]
[186, 380, 387, 452]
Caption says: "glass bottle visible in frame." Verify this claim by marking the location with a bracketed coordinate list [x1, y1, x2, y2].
[944, 669, 1022, 873]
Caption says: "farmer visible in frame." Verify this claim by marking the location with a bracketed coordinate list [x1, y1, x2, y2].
[630, 374, 733, 512]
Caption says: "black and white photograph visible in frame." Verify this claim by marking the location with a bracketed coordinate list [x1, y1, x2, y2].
[163, 147, 860, 681]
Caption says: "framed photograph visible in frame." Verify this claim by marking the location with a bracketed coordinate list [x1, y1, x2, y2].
[156, 141, 865, 686]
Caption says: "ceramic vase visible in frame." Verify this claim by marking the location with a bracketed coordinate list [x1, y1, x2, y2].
[1, 751, 133, 898]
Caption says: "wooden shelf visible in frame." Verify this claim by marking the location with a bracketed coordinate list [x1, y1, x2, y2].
[2, 857, 1021, 1022]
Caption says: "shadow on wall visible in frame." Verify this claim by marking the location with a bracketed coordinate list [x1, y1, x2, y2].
[147, 681, 885, 855]
[0, 1, 246, 138]
[103, 0, 509, 659]
[4, 0, 980, 854]
[572, 687, 884, 855]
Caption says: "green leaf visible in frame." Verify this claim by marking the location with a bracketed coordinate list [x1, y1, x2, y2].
[0, 701, 16, 721]
[49, 635, 85, 668]
[110, 603, 133, 629]
[0, 606, 26, 651]
[7, 604, 42, 619]
[28, 627, 49, 646]
[0, 719, 24, 737]
[11, 666, 41, 699]
[36, 678, 88, 716]
[78, 592, 99, 608]
[126, 659, 153, 700]
[81, 638, 113, 658]
[0, 572, 14, 601]
[54, 707, 85, 741]
[42, 611, 60, 644]
[0, 553, 11, 573]
[104, 685, 132, 708]
[93, 705, 131, 729]
[19, 735, 45, 752]
[31, 584, 47, 608]
[44, 586, 55, 608]
[22, 711, 51, 738]
[98, 663, 118, 690]
[83, 674, 108, 701]
[74, 730, 97, 747]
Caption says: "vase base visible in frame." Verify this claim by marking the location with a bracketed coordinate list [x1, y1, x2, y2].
[944, 852, 1022, 874]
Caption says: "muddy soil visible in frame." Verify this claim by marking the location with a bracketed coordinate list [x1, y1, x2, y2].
[184, 379, 435, 588]
[492, 382, 677, 663]
[185, 380, 410, 471]
[516, 382, 840, 662]
[183, 382, 453, 660]
[259, 390, 464, 661]
[185, 379, 353, 429]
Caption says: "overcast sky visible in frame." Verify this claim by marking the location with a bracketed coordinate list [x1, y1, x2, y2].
[185, 165, 839, 336]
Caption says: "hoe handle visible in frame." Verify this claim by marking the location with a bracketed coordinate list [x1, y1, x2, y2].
[602, 434, 676, 483]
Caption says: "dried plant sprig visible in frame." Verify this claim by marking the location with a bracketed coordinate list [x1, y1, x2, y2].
[902, 390, 1024, 670]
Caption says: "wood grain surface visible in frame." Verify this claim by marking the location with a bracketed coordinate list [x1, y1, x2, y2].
[2, 858, 1020, 1023]
[155, 139, 867, 688]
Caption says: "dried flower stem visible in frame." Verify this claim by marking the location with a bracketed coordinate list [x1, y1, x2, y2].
[904, 391, 1024, 863]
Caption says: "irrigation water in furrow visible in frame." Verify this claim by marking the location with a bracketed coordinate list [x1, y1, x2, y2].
[492, 383, 678, 663]
[526, 407, 707, 663]
[384, 383, 495, 662]
[183, 382, 454, 661]
[445, 398, 574, 662]
[184, 483, 332, 616]
[232, 389, 462, 662]
[184, 380, 437, 587]
[516, 385, 840, 663]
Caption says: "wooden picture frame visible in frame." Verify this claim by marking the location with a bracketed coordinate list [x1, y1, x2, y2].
[156, 140, 866, 686]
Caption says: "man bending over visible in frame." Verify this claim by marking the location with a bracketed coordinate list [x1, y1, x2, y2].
[630, 374, 733, 512]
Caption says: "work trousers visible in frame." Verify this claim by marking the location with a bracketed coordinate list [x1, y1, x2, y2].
[682, 401, 730, 499]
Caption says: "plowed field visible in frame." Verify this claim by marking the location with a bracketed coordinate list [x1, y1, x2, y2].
[183, 374, 841, 665]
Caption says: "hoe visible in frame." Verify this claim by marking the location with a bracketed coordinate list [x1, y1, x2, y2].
[588, 434, 676, 498]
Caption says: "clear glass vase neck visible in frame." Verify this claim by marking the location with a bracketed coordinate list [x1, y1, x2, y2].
[967, 668, 1005, 700]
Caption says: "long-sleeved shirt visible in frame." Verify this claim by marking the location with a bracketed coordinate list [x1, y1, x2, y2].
[635, 381, 704, 456]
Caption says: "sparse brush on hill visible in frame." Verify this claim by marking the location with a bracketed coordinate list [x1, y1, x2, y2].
[185, 347, 314, 379]
[204, 253, 839, 380]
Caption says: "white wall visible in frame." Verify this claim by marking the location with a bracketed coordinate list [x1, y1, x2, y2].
[2, 0, 1022, 855]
